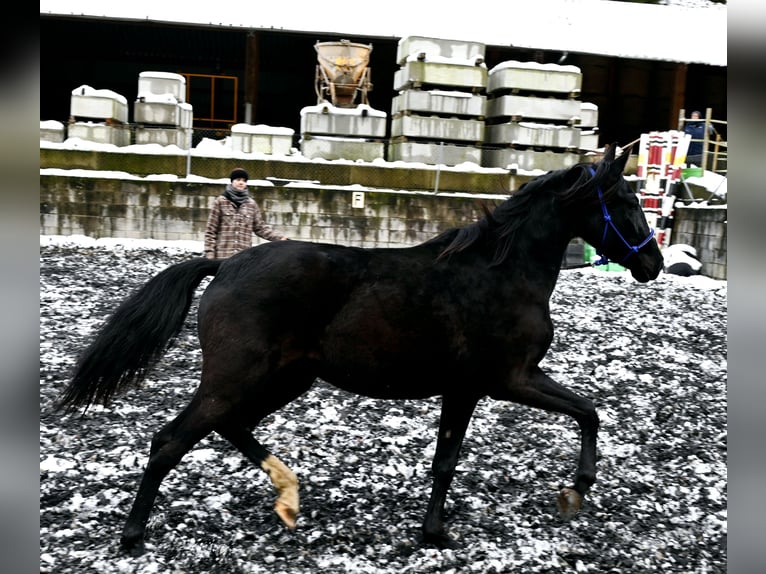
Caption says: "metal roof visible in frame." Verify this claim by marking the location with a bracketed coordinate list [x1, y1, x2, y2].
[39, 0, 727, 67]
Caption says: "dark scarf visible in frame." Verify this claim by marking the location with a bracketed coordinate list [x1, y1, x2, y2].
[223, 184, 250, 208]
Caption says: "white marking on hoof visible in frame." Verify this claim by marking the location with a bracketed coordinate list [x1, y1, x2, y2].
[556, 487, 582, 520]
[261, 454, 299, 529]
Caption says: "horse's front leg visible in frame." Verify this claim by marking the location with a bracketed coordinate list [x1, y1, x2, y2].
[422, 394, 478, 549]
[557, 390, 599, 520]
[495, 366, 599, 519]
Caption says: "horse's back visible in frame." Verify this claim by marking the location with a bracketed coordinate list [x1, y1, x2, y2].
[195, 240, 485, 397]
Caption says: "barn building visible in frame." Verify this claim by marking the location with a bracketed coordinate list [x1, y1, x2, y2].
[40, 2, 726, 149]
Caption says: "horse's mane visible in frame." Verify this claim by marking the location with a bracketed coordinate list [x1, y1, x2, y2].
[435, 159, 623, 266]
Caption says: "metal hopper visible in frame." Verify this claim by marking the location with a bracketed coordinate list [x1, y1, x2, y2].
[314, 39, 373, 107]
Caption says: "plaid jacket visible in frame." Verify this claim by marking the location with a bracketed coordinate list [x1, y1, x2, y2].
[204, 195, 286, 258]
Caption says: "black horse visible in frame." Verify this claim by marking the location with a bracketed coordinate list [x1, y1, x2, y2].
[59, 144, 663, 555]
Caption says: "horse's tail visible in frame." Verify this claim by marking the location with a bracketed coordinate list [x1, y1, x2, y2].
[58, 258, 223, 414]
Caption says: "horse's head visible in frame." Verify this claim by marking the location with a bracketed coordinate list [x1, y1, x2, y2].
[577, 144, 663, 283]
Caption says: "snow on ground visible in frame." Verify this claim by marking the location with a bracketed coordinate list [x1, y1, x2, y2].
[40, 235, 726, 573]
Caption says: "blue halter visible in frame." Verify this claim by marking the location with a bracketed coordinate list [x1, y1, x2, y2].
[589, 166, 655, 266]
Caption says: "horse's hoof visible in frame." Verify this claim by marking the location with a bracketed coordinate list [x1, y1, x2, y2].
[556, 487, 582, 520]
[423, 530, 460, 549]
[120, 536, 146, 556]
[275, 500, 298, 529]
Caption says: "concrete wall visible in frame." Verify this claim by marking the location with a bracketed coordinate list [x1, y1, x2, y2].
[40, 175, 727, 279]
[673, 205, 727, 280]
[39, 175, 491, 248]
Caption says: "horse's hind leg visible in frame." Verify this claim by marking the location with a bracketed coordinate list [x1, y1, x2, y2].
[120, 399, 217, 555]
[211, 361, 316, 530]
[215, 423, 300, 529]
[497, 366, 599, 519]
[422, 394, 479, 549]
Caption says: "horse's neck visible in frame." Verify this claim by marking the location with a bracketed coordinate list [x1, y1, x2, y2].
[503, 211, 571, 293]
[517, 209, 572, 266]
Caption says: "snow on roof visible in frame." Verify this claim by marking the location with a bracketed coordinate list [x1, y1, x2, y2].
[40, 0, 726, 67]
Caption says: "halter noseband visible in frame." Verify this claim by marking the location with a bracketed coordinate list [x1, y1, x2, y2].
[589, 166, 655, 266]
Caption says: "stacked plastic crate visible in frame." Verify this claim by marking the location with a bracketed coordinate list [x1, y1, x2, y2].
[482, 61, 591, 171]
[299, 103, 387, 161]
[578, 102, 600, 152]
[300, 40, 387, 162]
[388, 36, 487, 166]
[230, 123, 295, 156]
[133, 72, 193, 150]
[40, 120, 66, 143]
[68, 85, 130, 146]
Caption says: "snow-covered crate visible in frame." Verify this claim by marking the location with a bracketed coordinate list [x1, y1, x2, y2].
[137, 71, 186, 103]
[70, 85, 129, 123]
[487, 61, 582, 96]
[231, 123, 295, 155]
[485, 122, 580, 149]
[394, 61, 487, 92]
[40, 120, 66, 143]
[486, 94, 581, 123]
[300, 134, 385, 162]
[396, 36, 485, 66]
[579, 102, 599, 129]
[388, 140, 481, 167]
[134, 126, 192, 149]
[67, 121, 131, 146]
[300, 104, 386, 138]
[579, 129, 600, 151]
[391, 90, 486, 118]
[134, 99, 193, 128]
[482, 147, 580, 171]
[391, 115, 485, 143]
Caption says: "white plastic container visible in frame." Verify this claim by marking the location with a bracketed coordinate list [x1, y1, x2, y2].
[579, 102, 599, 128]
[300, 104, 386, 138]
[134, 99, 193, 128]
[67, 121, 131, 146]
[488, 61, 582, 95]
[40, 120, 66, 143]
[396, 36, 486, 66]
[300, 134, 384, 162]
[486, 94, 581, 123]
[485, 122, 580, 149]
[387, 140, 481, 166]
[391, 90, 486, 118]
[70, 85, 129, 123]
[394, 61, 487, 92]
[137, 71, 187, 103]
[482, 147, 580, 171]
[391, 115, 484, 143]
[134, 126, 192, 149]
[231, 123, 295, 155]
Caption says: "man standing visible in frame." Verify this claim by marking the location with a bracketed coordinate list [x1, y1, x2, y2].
[204, 167, 288, 259]
[683, 110, 715, 168]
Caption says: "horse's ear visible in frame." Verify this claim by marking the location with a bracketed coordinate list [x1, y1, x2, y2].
[602, 142, 617, 163]
[614, 144, 632, 174]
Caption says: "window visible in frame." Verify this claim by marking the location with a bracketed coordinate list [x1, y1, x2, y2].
[182, 73, 239, 129]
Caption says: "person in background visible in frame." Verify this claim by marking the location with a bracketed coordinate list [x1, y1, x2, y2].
[204, 167, 288, 258]
[683, 110, 716, 168]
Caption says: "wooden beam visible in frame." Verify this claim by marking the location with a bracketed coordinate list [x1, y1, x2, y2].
[670, 63, 687, 129]
[244, 31, 261, 124]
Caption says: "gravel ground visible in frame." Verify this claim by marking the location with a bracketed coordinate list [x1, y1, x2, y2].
[39, 237, 727, 573]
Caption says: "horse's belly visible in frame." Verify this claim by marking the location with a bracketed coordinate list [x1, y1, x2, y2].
[317, 363, 446, 400]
